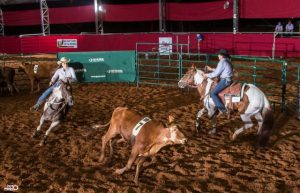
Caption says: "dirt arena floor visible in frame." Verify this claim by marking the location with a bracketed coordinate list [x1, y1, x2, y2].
[1, 82, 300, 193]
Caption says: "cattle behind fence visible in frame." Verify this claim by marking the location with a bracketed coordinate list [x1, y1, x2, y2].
[0, 54, 56, 91]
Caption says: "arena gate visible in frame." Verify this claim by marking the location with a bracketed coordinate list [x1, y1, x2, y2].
[136, 42, 298, 112]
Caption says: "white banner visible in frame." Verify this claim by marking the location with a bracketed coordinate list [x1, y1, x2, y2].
[159, 37, 172, 55]
[57, 39, 78, 48]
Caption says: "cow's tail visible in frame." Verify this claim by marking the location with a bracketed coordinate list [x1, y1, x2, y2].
[82, 121, 110, 137]
[257, 95, 274, 147]
[92, 121, 110, 130]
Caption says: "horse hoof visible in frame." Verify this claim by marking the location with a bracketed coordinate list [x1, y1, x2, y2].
[133, 179, 139, 186]
[196, 125, 201, 132]
[115, 168, 124, 175]
[32, 131, 40, 138]
[231, 134, 237, 141]
[39, 141, 44, 146]
[209, 128, 217, 134]
[39, 136, 48, 146]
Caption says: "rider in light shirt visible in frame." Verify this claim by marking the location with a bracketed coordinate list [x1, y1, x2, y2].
[31, 57, 77, 111]
[204, 49, 233, 115]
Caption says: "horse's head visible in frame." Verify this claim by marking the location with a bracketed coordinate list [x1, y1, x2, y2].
[59, 80, 74, 106]
[178, 64, 205, 88]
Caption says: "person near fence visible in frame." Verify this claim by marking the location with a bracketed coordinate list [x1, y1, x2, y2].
[31, 57, 77, 111]
[285, 19, 294, 36]
[275, 21, 283, 37]
[204, 49, 234, 116]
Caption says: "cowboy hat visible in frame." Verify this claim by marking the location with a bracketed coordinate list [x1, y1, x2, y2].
[57, 57, 70, 65]
[217, 49, 230, 58]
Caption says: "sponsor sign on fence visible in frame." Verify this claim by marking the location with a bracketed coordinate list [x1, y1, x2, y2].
[57, 39, 78, 48]
[58, 51, 136, 83]
[159, 37, 172, 55]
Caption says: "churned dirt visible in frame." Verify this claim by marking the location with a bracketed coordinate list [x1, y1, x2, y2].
[1, 81, 300, 193]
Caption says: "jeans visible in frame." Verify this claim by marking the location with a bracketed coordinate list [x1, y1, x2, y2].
[36, 82, 60, 105]
[210, 78, 232, 112]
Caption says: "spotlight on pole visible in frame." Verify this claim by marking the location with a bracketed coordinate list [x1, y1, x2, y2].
[99, 5, 103, 12]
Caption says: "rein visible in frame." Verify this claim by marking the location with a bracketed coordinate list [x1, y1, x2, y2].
[52, 102, 67, 118]
[46, 87, 69, 119]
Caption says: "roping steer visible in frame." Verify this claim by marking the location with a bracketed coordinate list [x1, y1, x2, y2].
[94, 107, 187, 185]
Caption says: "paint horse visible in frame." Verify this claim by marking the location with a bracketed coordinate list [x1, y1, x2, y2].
[178, 65, 273, 146]
[32, 80, 74, 146]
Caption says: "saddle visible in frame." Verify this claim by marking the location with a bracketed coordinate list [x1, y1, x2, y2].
[217, 81, 243, 112]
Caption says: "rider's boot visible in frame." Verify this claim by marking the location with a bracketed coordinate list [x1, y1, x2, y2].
[217, 109, 229, 118]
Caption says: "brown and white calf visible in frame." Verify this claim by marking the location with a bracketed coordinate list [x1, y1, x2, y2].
[19, 62, 58, 93]
[93, 107, 187, 185]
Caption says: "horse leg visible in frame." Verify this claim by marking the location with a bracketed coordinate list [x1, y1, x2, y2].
[209, 115, 218, 134]
[40, 120, 60, 146]
[232, 114, 254, 140]
[12, 83, 19, 93]
[6, 83, 14, 96]
[254, 113, 263, 135]
[207, 108, 217, 119]
[195, 108, 206, 133]
[32, 115, 45, 138]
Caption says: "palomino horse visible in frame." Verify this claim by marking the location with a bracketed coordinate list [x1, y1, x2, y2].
[32, 80, 74, 146]
[178, 65, 273, 146]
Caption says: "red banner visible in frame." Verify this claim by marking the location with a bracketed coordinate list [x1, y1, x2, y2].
[1, 33, 300, 58]
[240, 0, 300, 18]
[3, 1, 300, 26]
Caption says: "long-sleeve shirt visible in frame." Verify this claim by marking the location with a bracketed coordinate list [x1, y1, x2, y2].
[285, 23, 294, 32]
[207, 58, 233, 79]
[51, 67, 77, 83]
[275, 24, 283, 32]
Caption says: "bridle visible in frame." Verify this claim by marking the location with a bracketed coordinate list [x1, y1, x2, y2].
[179, 68, 211, 102]
[46, 80, 73, 118]
[179, 68, 198, 88]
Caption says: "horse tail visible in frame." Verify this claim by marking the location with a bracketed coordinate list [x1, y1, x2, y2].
[257, 96, 274, 147]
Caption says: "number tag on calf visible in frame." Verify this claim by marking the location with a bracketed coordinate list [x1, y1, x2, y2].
[34, 64, 39, 74]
